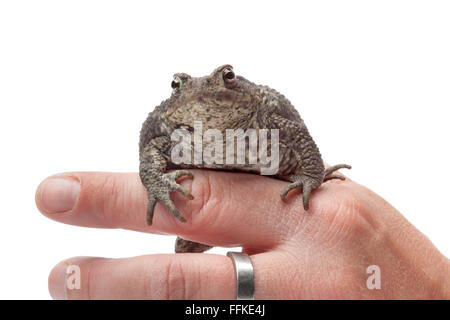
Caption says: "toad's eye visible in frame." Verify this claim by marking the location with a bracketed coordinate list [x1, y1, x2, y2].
[171, 76, 182, 93]
[222, 67, 235, 83]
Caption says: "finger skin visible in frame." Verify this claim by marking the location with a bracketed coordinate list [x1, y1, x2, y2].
[42, 169, 450, 299]
[37, 170, 348, 248]
[49, 249, 351, 300]
[49, 254, 236, 300]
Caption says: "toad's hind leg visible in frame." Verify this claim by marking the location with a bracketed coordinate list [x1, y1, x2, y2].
[280, 164, 351, 211]
[280, 175, 322, 211]
[175, 237, 213, 253]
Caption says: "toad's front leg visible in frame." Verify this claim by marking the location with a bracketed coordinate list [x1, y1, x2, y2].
[139, 137, 194, 225]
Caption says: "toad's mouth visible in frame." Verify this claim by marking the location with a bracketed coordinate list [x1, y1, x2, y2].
[181, 89, 254, 108]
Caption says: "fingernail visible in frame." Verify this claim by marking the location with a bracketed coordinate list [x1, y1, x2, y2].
[38, 175, 80, 214]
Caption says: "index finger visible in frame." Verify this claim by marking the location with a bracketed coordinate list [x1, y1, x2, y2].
[35, 170, 348, 249]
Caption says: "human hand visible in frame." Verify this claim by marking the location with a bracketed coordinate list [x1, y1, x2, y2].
[35, 170, 449, 299]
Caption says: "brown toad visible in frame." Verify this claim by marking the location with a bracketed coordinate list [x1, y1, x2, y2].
[139, 64, 350, 253]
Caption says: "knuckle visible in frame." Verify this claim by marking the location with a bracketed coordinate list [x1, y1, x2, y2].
[95, 174, 127, 227]
[314, 185, 364, 238]
[333, 185, 376, 237]
[163, 258, 194, 299]
[338, 187, 361, 214]
[189, 171, 228, 229]
[334, 188, 362, 227]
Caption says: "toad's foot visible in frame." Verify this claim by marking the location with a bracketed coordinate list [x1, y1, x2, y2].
[175, 236, 213, 253]
[323, 164, 352, 182]
[145, 170, 194, 226]
[280, 164, 351, 210]
[280, 175, 321, 211]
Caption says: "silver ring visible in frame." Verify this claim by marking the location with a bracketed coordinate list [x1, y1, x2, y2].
[227, 252, 255, 300]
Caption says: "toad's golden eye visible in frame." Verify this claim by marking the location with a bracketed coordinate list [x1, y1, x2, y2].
[222, 67, 235, 83]
[171, 76, 182, 93]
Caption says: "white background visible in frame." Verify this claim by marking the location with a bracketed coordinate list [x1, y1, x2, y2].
[0, 1, 449, 299]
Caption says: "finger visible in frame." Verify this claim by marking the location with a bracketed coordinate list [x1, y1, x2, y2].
[49, 250, 315, 300]
[36, 169, 352, 249]
[36, 170, 307, 248]
[49, 254, 236, 299]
